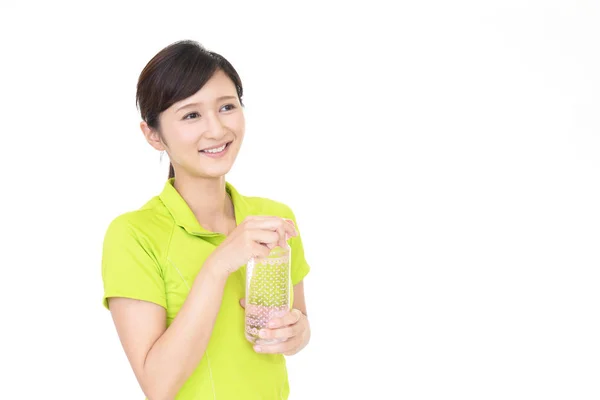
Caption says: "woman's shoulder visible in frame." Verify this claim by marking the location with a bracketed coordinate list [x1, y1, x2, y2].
[238, 193, 298, 221]
[103, 195, 174, 242]
[228, 181, 298, 220]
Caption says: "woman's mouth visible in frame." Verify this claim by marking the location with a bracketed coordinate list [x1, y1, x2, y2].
[199, 141, 232, 158]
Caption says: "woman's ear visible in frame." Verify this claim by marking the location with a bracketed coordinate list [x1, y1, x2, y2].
[140, 121, 166, 151]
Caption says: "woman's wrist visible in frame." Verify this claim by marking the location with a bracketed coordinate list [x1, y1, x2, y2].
[202, 254, 231, 282]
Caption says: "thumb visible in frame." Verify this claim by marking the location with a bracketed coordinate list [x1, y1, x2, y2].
[239, 298, 246, 308]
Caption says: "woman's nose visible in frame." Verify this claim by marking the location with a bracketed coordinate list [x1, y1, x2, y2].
[204, 113, 226, 139]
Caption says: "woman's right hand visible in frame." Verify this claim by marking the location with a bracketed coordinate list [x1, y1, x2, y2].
[205, 216, 298, 277]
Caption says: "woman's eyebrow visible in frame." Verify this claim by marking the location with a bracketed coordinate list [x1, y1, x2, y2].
[176, 95, 238, 112]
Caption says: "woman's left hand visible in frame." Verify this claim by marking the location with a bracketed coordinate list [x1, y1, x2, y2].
[240, 299, 311, 356]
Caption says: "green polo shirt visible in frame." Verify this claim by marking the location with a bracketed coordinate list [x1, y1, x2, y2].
[101, 178, 310, 399]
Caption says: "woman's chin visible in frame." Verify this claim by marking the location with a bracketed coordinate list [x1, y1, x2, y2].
[195, 165, 234, 179]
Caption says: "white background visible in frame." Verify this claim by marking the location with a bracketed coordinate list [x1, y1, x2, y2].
[1, 1, 599, 399]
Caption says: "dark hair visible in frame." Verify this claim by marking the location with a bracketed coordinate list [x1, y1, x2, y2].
[136, 40, 244, 179]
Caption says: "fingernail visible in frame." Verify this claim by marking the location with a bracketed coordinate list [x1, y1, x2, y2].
[254, 346, 262, 352]
[269, 321, 277, 328]
[259, 330, 267, 338]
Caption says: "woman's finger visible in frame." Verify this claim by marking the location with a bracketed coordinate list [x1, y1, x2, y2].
[245, 217, 297, 237]
[276, 226, 288, 249]
[268, 309, 303, 329]
[259, 325, 296, 341]
[254, 335, 301, 354]
[249, 230, 280, 247]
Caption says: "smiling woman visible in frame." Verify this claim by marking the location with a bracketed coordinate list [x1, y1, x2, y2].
[136, 44, 245, 182]
[140, 68, 244, 181]
[101, 40, 312, 400]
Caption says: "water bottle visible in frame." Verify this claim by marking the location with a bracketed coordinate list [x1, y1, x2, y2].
[244, 244, 292, 344]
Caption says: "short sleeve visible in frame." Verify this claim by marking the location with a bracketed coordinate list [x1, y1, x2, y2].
[101, 215, 167, 310]
[285, 209, 311, 285]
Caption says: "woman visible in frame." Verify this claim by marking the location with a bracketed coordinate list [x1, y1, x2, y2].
[101, 40, 311, 400]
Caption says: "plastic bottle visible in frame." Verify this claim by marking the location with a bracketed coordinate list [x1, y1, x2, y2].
[244, 244, 292, 344]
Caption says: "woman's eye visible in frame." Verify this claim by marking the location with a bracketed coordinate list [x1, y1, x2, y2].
[184, 112, 200, 120]
[220, 104, 236, 112]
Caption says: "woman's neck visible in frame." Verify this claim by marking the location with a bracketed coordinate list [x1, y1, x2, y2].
[173, 175, 236, 234]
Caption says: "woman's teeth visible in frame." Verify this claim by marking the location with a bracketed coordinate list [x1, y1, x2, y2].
[203, 144, 227, 153]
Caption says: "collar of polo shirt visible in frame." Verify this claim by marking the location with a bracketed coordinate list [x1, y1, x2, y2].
[158, 178, 250, 237]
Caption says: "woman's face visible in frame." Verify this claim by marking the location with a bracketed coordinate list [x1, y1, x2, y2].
[143, 69, 245, 179]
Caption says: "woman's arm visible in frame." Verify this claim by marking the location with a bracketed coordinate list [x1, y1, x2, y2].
[109, 261, 227, 400]
[292, 281, 308, 316]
